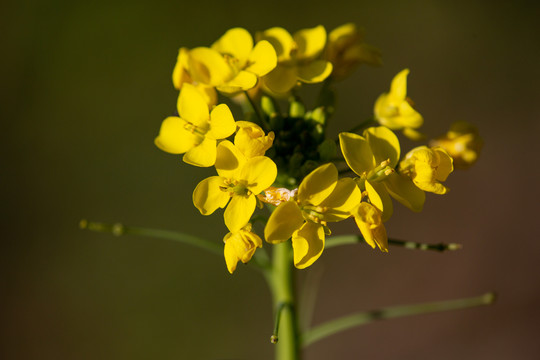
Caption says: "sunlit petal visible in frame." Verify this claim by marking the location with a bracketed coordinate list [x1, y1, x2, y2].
[240, 156, 277, 194]
[215, 140, 246, 179]
[293, 25, 327, 60]
[384, 172, 425, 212]
[154, 116, 201, 154]
[209, 104, 236, 140]
[177, 83, 210, 128]
[292, 221, 325, 269]
[264, 201, 304, 244]
[224, 195, 256, 232]
[183, 137, 217, 167]
[339, 132, 375, 176]
[192, 176, 230, 215]
[297, 163, 337, 206]
[246, 40, 277, 77]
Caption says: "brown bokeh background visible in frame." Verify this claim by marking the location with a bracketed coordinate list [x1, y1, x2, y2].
[3, 0, 540, 359]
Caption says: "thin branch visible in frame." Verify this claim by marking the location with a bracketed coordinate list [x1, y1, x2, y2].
[301, 292, 496, 347]
[243, 91, 270, 131]
[79, 219, 222, 255]
[325, 234, 462, 252]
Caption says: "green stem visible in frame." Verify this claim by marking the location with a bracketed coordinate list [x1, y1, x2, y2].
[325, 234, 462, 252]
[244, 91, 270, 131]
[80, 219, 274, 272]
[79, 219, 222, 255]
[301, 292, 496, 347]
[347, 117, 377, 134]
[270, 242, 300, 360]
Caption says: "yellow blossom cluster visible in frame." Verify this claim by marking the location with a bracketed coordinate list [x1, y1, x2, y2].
[155, 24, 482, 273]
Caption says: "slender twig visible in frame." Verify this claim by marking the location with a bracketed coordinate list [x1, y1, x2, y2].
[346, 117, 377, 134]
[301, 292, 496, 347]
[325, 234, 462, 252]
[244, 91, 270, 131]
[79, 219, 222, 255]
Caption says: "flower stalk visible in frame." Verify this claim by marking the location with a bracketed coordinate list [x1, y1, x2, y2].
[270, 242, 300, 360]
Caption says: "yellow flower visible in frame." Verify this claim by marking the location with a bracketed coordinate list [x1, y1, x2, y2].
[171, 47, 218, 106]
[353, 202, 388, 252]
[211, 27, 278, 94]
[257, 25, 333, 95]
[223, 223, 262, 274]
[429, 121, 483, 169]
[154, 83, 236, 167]
[339, 126, 425, 218]
[374, 69, 424, 140]
[264, 163, 360, 269]
[325, 23, 382, 81]
[399, 146, 454, 194]
[234, 121, 275, 158]
[193, 141, 277, 232]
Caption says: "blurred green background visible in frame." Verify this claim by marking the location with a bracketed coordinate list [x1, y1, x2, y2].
[3, 0, 540, 358]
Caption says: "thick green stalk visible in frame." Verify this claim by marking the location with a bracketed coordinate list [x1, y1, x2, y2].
[270, 242, 300, 360]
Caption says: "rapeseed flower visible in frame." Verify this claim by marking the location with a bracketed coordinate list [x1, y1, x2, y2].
[234, 121, 275, 158]
[211, 27, 278, 94]
[339, 126, 425, 218]
[193, 141, 277, 232]
[264, 163, 360, 268]
[223, 223, 262, 274]
[353, 202, 388, 252]
[171, 47, 217, 106]
[374, 69, 424, 140]
[326, 23, 382, 81]
[430, 121, 483, 169]
[257, 25, 333, 95]
[399, 146, 454, 194]
[154, 83, 236, 167]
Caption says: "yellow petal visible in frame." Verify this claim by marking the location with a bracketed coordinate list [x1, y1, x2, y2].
[234, 121, 274, 158]
[265, 201, 304, 244]
[217, 70, 258, 94]
[298, 163, 338, 206]
[397, 101, 423, 129]
[240, 156, 277, 194]
[212, 27, 253, 66]
[262, 65, 298, 95]
[183, 137, 217, 167]
[192, 176, 230, 215]
[402, 127, 425, 141]
[433, 148, 454, 182]
[224, 195, 256, 232]
[389, 68, 409, 103]
[353, 202, 388, 252]
[177, 83, 210, 129]
[215, 140, 246, 179]
[365, 180, 393, 222]
[383, 172, 425, 212]
[364, 126, 400, 168]
[209, 104, 236, 140]
[339, 132, 375, 176]
[297, 60, 333, 83]
[188, 47, 234, 86]
[319, 178, 361, 221]
[257, 27, 294, 61]
[224, 236, 240, 274]
[293, 25, 327, 60]
[172, 47, 191, 90]
[193, 83, 217, 107]
[292, 221, 325, 269]
[154, 116, 201, 154]
[246, 40, 277, 77]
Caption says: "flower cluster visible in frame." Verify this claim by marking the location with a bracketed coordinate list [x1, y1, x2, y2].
[156, 24, 482, 273]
